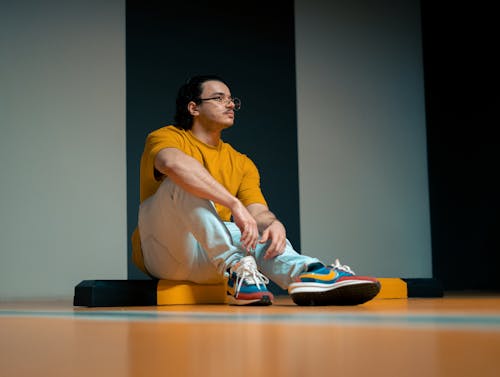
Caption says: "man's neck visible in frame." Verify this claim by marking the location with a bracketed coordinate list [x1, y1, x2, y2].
[190, 124, 222, 147]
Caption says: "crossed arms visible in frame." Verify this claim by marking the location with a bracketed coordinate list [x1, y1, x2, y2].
[154, 147, 286, 259]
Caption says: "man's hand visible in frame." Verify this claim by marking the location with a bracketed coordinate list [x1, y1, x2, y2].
[259, 220, 286, 260]
[231, 201, 259, 252]
[246, 203, 287, 259]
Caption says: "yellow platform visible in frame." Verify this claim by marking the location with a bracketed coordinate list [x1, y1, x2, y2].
[157, 280, 228, 305]
[156, 277, 407, 305]
[374, 278, 408, 299]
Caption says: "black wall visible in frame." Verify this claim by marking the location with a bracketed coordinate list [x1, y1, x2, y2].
[421, 2, 499, 290]
[126, 1, 300, 279]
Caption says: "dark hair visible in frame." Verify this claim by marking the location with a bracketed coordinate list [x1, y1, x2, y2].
[174, 75, 228, 130]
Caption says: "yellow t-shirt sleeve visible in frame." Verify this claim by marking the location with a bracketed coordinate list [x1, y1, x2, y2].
[140, 126, 186, 202]
[237, 156, 268, 208]
[145, 127, 186, 174]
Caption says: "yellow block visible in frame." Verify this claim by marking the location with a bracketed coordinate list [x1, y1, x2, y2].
[374, 278, 408, 299]
[156, 277, 406, 305]
[157, 280, 228, 305]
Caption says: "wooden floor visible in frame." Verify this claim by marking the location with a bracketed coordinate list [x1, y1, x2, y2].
[1, 294, 500, 377]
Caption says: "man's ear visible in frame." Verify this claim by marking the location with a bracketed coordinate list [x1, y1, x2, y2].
[188, 101, 199, 116]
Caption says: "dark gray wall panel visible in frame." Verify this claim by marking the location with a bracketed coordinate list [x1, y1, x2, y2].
[126, 1, 299, 278]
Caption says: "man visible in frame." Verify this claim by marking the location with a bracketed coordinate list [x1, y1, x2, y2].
[132, 75, 380, 306]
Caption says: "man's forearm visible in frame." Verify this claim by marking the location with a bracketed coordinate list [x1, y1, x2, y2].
[155, 148, 239, 210]
[155, 147, 261, 251]
[247, 203, 279, 232]
[255, 212, 279, 233]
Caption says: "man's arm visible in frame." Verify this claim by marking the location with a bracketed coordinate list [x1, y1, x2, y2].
[247, 203, 287, 259]
[155, 147, 259, 251]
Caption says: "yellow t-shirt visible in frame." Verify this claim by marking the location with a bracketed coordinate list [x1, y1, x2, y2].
[132, 125, 267, 274]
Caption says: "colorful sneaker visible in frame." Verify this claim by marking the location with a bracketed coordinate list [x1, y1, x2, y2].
[288, 259, 381, 306]
[227, 256, 274, 306]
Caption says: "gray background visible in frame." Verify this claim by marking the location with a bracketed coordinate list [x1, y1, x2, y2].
[0, 0, 127, 299]
[0, 0, 431, 299]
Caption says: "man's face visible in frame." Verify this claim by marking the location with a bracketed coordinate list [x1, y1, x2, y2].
[193, 80, 236, 130]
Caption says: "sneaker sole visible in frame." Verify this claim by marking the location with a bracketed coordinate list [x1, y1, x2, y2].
[289, 281, 381, 306]
[227, 295, 273, 306]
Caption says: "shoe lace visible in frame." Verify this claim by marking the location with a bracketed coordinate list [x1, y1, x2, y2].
[232, 256, 269, 296]
[331, 259, 356, 275]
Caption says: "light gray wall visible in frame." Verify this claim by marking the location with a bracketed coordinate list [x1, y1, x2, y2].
[0, 0, 126, 300]
[295, 0, 432, 277]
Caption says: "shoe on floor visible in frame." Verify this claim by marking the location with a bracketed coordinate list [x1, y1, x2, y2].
[288, 259, 381, 306]
[227, 256, 274, 306]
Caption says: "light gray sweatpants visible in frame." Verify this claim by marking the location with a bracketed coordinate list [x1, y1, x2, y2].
[138, 178, 320, 289]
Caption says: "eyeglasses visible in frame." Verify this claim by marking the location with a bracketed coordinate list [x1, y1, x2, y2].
[198, 96, 241, 111]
